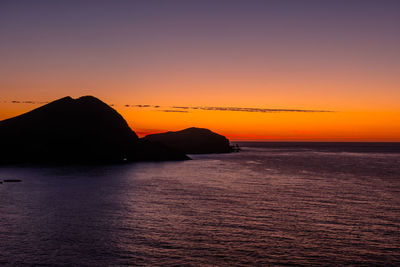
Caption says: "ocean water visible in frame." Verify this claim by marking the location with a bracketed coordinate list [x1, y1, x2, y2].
[1, 143, 400, 266]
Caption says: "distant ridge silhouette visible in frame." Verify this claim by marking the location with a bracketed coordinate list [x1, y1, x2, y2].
[143, 127, 233, 154]
[0, 96, 189, 164]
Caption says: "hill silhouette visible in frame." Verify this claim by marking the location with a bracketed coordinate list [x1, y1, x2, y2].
[143, 127, 233, 154]
[0, 96, 189, 164]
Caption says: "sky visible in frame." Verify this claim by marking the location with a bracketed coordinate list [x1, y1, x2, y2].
[1, 0, 399, 141]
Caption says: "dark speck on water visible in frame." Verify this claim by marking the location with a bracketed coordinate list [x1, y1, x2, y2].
[0, 142, 399, 265]
[3, 179, 22, 183]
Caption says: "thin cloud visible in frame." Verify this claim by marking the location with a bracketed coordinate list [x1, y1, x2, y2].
[160, 109, 189, 113]
[172, 106, 190, 110]
[192, 106, 333, 113]
[5, 100, 334, 113]
[135, 104, 151, 108]
[7, 100, 46, 104]
[133, 104, 333, 113]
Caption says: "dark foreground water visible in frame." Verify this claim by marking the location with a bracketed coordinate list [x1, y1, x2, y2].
[1, 143, 400, 266]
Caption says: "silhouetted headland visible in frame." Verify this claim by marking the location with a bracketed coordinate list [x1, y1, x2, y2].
[143, 127, 235, 154]
[0, 96, 189, 164]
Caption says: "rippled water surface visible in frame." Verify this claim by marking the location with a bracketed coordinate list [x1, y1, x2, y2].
[1, 143, 400, 266]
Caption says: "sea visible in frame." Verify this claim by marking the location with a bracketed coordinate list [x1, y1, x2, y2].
[1, 142, 400, 266]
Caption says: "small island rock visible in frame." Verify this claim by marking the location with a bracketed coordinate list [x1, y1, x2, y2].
[143, 127, 233, 154]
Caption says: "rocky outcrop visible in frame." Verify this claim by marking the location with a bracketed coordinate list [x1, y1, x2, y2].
[143, 127, 233, 154]
[0, 96, 189, 164]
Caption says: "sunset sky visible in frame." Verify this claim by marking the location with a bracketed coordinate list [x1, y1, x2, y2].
[1, 0, 399, 141]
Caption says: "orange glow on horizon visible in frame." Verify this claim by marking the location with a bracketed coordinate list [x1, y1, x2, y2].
[1, 99, 399, 142]
[118, 106, 398, 142]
